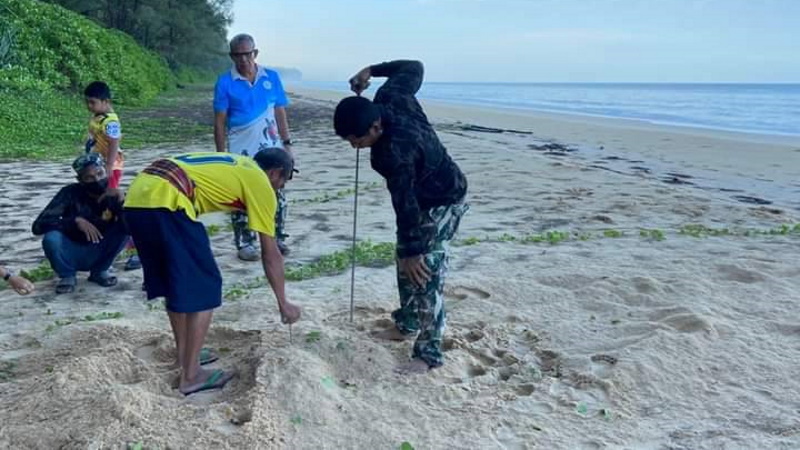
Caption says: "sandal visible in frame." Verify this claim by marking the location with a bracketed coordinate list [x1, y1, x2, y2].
[124, 254, 142, 271]
[180, 369, 235, 396]
[199, 348, 219, 366]
[55, 277, 76, 295]
[88, 273, 118, 287]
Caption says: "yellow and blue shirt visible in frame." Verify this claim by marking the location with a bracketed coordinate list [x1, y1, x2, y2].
[124, 152, 278, 237]
[87, 112, 124, 171]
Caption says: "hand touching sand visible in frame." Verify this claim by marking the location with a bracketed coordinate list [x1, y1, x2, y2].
[9, 274, 35, 295]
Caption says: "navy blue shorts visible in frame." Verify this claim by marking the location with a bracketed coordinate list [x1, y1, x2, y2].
[124, 208, 222, 313]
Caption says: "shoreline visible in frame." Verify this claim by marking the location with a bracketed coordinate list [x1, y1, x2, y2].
[290, 86, 800, 212]
[287, 85, 800, 145]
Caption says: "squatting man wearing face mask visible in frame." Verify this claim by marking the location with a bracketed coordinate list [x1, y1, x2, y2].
[31, 153, 129, 294]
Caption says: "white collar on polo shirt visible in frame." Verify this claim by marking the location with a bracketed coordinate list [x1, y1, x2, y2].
[231, 64, 268, 81]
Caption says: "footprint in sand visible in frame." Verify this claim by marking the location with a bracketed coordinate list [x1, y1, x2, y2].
[464, 329, 486, 343]
[590, 354, 618, 379]
[537, 350, 563, 378]
[514, 384, 536, 397]
[467, 364, 488, 378]
[643, 306, 715, 334]
[498, 365, 521, 381]
[327, 305, 389, 324]
[715, 264, 767, 284]
[447, 286, 491, 302]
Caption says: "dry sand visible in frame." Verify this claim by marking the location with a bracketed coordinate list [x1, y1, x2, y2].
[1, 87, 799, 449]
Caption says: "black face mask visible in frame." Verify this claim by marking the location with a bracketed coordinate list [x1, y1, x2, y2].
[83, 178, 108, 196]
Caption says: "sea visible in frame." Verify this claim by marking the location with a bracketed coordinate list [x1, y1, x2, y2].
[298, 81, 800, 137]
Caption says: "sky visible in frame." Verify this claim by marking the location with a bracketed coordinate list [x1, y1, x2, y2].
[229, 0, 800, 83]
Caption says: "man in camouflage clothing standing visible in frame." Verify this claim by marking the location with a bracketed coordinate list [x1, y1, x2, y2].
[333, 60, 468, 374]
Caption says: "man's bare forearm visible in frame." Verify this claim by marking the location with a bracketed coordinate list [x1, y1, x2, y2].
[214, 113, 227, 152]
[259, 233, 287, 308]
[276, 107, 291, 143]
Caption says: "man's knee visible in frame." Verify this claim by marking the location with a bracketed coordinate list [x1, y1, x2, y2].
[106, 222, 129, 243]
[42, 231, 65, 252]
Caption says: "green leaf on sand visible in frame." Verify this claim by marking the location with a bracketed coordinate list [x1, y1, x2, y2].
[321, 376, 336, 389]
[306, 331, 322, 343]
[400, 442, 415, 450]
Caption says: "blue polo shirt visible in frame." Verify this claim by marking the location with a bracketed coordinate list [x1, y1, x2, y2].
[213, 65, 289, 129]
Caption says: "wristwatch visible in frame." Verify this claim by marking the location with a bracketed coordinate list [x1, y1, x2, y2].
[282, 139, 295, 147]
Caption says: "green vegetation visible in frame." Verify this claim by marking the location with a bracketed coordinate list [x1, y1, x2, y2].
[639, 229, 666, 241]
[291, 182, 383, 205]
[206, 224, 223, 237]
[0, 0, 217, 161]
[0, 0, 172, 101]
[678, 223, 800, 238]
[1, 81, 213, 160]
[0, 89, 87, 160]
[285, 241, 395, 281]
[453, 223, 800, 247]
[45, 311, 123, 332]
[223, 286, 249, 302]
[42, 0, 232, 72]
[305, 331, 322, 343]
[145, 301, 165, 312]
[19, 261, 55, 282]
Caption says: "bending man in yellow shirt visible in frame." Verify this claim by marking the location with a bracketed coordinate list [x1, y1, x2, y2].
[124, 148, 300, 395]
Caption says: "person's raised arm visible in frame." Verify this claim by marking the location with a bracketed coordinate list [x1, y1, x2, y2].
[349, 60, 424, 96]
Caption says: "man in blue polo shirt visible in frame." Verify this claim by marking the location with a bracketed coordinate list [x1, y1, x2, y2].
[213, 33, 295, 260]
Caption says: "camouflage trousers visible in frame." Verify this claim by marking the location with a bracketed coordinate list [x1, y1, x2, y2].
[393, 201, 469, 368]
[232, 189, 288, 249]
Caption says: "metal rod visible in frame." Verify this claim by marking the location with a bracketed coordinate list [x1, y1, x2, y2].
[349, 148, 361, 322]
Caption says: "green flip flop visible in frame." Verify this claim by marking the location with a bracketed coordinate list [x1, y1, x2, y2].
[199, 348, 219, 366]
[180, 369, 235, 396]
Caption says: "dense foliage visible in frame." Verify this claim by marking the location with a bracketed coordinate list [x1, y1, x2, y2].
[0, 0, 173, 103]
[0, 0, 189, 160]
[41, 0, 232, 72]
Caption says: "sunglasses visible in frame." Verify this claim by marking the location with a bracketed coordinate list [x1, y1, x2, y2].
[229, 49, 257, 58]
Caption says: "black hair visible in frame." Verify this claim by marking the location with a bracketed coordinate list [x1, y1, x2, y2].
[84, 81, 112, 100]
[253, 147, 297, 179]
[333, 96, 380, 138]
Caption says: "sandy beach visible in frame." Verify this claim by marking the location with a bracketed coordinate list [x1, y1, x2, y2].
[1, 87, 799, 449]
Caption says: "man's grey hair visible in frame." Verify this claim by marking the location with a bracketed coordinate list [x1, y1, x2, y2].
[229, 34, 256, 51]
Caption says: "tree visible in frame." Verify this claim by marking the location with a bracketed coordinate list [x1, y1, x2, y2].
[41, 0, 232, 71]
